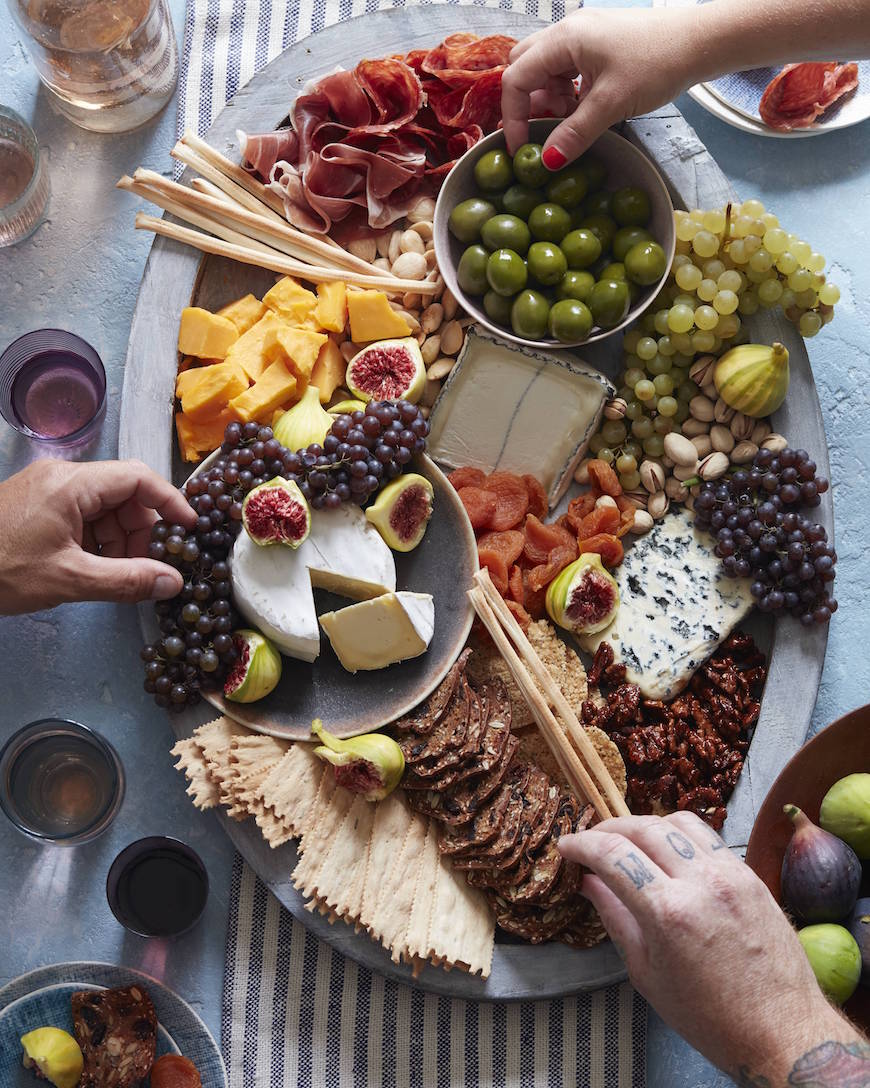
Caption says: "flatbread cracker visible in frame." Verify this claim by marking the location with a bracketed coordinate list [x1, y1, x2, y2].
[170, 738, 220, 810]
[425, 850, 495, 977]
[308, 795, 376, 918]
[403, 821, 441, 963]
[368, 811, 428, 961]
[254, 804, 296, 849]
[358, 792, 417, 927]
[292, 783, 355, 898]
[258, 745, 323, 834]
[230, 734, 290, 804]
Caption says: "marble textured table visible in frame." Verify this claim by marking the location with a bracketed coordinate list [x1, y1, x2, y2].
[1, 3, 868, 1084]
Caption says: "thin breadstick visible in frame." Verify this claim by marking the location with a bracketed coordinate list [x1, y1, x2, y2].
[473, 570, 630, 818]
[180, 129, 289, 218]
[171, 142, 289, 226]
[467, 586, 612, 821]
[134, 213, 439, 294]
[191, 177, 234, 204]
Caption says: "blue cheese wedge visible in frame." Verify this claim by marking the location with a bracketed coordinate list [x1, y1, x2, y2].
[577, 507, 755, 700]
[320, 591, 435, 672]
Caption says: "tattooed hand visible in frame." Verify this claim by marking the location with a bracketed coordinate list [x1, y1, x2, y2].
[559, 812, 870, 1085]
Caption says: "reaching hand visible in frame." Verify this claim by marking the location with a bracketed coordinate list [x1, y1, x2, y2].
[559, 812, 867, 1083]
[0, 459, 195, 614]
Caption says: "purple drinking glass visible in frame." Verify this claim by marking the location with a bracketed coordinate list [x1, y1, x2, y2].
[0, 328, 107, 445]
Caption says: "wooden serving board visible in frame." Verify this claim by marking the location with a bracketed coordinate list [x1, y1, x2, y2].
[119, 7, 832, 999]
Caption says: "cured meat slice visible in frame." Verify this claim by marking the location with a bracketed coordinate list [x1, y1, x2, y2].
[239, 128, 299, 178]
[72, 985, 157, 1088]
[759, 62, 859, 130]
[394, 649, 470, 735]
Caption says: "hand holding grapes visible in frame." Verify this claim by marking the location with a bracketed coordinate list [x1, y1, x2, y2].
[0, 459, 196, 614]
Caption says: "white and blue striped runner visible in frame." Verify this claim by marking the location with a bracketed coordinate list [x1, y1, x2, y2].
[223, 856, 646, 1086]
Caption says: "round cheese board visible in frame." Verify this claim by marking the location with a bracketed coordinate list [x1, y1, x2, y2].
[120, 7, 833, 999]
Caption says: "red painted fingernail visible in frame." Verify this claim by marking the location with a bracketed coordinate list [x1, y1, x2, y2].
[542, 146, 567, 171]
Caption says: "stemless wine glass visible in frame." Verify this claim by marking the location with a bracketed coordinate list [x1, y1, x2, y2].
[0, 106, 50, 246]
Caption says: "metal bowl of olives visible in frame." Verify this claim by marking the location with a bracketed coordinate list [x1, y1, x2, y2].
[434, 120, 676, 349]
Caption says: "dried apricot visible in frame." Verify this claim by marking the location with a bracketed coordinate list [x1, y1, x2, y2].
[578, 532, 624, 567]
[477, 529, 525, 567]
[586, 459, 622, 497]
[483, 472, 530, 531]
[527, 542, 578, 593]
[457, 486, 497, 531]
[506, 599, 532, 631]
[616, 507, 636, 538]
[566, 493, 598, 525]
[508, 563, 525, 604]
[522, 474, 548, 519]
[522, 571, 548, 619]
[614, 494, 638, 514]
[449, 466, 487, 490]
[523, 514, 577, 565]
[576, 503, 621, 540]
[478, 547, 509, 594]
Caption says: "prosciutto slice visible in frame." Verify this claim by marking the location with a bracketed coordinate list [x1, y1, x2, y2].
[239, 33, 516, 233]
[759, 62, 859, 131]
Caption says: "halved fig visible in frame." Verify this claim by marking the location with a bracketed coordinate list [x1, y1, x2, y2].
[346, 338, 425, 403]
[242, 476, 310, 548]
[365, 472, 434, 551]
[224, 629, 282, 703]
[545, 553, 619, 635]
[311, 717, 405, 801]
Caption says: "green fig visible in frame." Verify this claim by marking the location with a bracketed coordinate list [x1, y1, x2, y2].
[365, 473, 434, 551]
[242, 476, 310, 548]
[273, 384, 334, 451]
[798, 924, 861, 1005]
[545, 553, 619, 635]
[311, 718, 405, 801]
[329, 398, 368, 415]
[21, 1028, 84, 1088]
[820, 774, 870, 859]
[224, 629, 282, 703]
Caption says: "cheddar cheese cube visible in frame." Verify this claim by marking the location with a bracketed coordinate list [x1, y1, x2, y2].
[177, 307, 239, 359]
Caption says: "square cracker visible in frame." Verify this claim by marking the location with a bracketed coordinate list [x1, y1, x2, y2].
[308, 795, 376, 919]
[358, 792, 416, 928]
[292, 782, 355, 898]
[230, 735, 290, 804]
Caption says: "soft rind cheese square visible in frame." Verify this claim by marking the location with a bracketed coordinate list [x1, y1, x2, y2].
[578, 508, 755, 700]
[319, 592, 435, 673]
[231, 505, 396, 662]
[427, 326, 613, 506]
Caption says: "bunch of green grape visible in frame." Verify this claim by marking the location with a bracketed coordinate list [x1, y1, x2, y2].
[587, 328, 702, 491]
[669, 199, 839, 339]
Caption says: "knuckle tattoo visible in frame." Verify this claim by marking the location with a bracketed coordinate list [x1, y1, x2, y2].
[665, 831, 696, 860]
[615, 850, 656, 891]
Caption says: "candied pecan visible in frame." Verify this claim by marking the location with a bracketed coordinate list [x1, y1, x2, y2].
[601, 659, 627, 687]
[580, 700, 599, 725]
[587, 643, 615, 688]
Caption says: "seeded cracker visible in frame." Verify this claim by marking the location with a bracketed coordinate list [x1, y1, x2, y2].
[367, 810, 429, 962]
[404, 820, 441, 966]
[170, 737, 220, 810]
[514, 724, 627, 799]
[425, 849, 494, 977]
[258, 745, 323, 833]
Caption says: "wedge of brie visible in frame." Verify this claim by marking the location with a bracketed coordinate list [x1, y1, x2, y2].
[319, 592, 435, 673]
[231, 505, 396, 662]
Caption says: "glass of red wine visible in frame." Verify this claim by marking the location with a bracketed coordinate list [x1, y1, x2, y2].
[0, 328, 106, 445]
[106, 837, 209, 937]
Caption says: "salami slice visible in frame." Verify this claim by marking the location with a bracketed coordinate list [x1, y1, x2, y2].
[759, 62, 859, 130]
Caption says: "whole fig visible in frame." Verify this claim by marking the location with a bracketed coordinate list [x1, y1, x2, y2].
[847, 897, 870, 986]
[780, 804, 861, 924]
[820, 773, 870, 859]
[798, 924, 861, 1005]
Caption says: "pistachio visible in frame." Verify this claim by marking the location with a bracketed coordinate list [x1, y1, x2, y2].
[440, 319, 464, 355]
[624, 489, 649, 510]
[441, 287, 459, 320]
[690, 434, 713, 459]
[647, 491, 670, 519]
[411, 220, 434, 242]
[713, 397, 736, 424]
[664, 431, 700, 467]
[420, 334, 442, 365]
[665, 477, 689, 501]
[761, 432, 788, 453]
[751, 419, 772, 445]
[391, 251, 427, 280]
[595, 495, 619, 511]
[729, 412, 754, 441]
[702, 382, 718, 401]
[661, 454, 675, 470]
[731, 440, 759, 464]
[425, 249, 438, 270]
[603, 397, 628, 421]
[406, 196, 436, 223]
[710, 424, 735, 454]
[388, 229, 403, 265]
[673, 461, 700, 482]
[421, 302, 444, 333]
[348, 236, 378, 263]
[640, 459, 666, 493]
[415, 329, 427, 346]
[681, 416, 711, 438]
[689, 355, 716, 386]
[629, 509, 654, 534]
[426, 357, 455, 381]
[400, 229, 426, 256]
[573, 459, 591, 485]
[698, 451, 730, 481]
[689, 394, 716, 422]
[376, 232, 392, 259]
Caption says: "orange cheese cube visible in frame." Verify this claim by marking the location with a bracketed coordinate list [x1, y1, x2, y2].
[229, 359, 298, 423]
[176, 409, 237, 462]
[310, 338, 347, 403]
[314, 281, 348, 334]
[177, 307, 239, 359]
[217, 293, 268, 334]
[178, 360, 249, 422]
[346, 290, 412, 343]
[265, 326, 327, 387]
[262, 276, 318, 325]
[225, 312, 291, 383]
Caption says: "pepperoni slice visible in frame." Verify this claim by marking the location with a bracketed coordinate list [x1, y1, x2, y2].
[759, 62, 859, 131]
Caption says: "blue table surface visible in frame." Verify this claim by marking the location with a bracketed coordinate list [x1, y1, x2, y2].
[1, 2, 869, 1084]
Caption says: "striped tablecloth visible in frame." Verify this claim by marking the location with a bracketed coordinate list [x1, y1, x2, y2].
[179, 1, 647, 1081]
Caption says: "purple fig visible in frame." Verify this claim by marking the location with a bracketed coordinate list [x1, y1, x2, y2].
[848, 897, 870, 986]
[781, 804, 861, 925]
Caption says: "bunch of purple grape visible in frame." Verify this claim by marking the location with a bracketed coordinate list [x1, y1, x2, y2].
[693, 446, 836, 626]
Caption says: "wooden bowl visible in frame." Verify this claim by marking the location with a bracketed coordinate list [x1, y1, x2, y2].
[433, 121, 676, 349]
[745, 703, 870, 1028]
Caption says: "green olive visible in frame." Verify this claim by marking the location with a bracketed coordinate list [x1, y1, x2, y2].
[582, 190, 612, 218]
[548, 298, 594, 343]
[545, 166, 588, 209]
[578, 154, 607, 193]
[448, 197, 497, 244]
[528, 202, 572, 244]
[624, 240, 667, 286]
[611, 186, 652, 227]
[486, 248, 528, 297]
[579, 213, 618, 252]
[510, 289, 551, 340]
[588, 278, 631, 329]
[480, 213, 532, 255]
[526, 241, 568, 286]
[473, 149, 514, 192]
[556, 269, 595, 303]
[511, 143, 549, 188]
[599, 261, 627, 281]
[502, 184, 545, 219]
[612, 225, 653, 262]
[456, 244, 490, 295]
[483, 289, 514, 326]
[559, 228, 602, 270]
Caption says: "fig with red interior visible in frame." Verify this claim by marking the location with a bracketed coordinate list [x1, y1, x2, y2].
[365, 472, 434, 551]
[346, 338, 426, 403]
[241, 476, 311, 547]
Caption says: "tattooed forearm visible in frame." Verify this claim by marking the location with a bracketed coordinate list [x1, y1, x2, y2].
[615, 851, 656, 890]
[787, 1040, 870, 1086]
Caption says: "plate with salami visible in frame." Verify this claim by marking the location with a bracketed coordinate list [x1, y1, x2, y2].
[120, 6, 834, 998]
